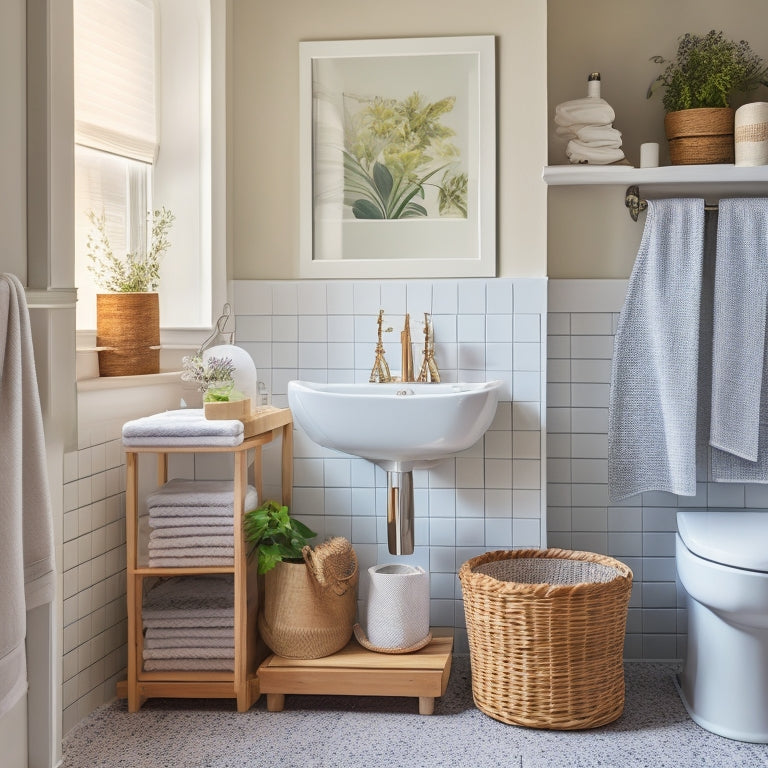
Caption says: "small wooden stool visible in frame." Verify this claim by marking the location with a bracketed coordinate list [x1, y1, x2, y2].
[257, 627, 453, 715]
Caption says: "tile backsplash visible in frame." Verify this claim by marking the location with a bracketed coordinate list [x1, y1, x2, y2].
[234, 277, 548, 653]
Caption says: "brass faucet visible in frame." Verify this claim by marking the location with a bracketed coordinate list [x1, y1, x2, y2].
[417, 312, 440, 382]
[369, 310, 393, 383]
[401, 313, 415, 382]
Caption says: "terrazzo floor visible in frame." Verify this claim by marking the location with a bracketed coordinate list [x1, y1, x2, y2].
[62, 656, 768, 768]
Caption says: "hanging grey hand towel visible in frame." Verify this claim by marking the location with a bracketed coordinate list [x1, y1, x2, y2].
[0, 273, 56, 719]
[710, 198, 768, 481]
[608, 199, 705, 502]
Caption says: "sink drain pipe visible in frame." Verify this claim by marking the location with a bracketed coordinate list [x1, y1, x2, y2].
[387, 470, 414, 555]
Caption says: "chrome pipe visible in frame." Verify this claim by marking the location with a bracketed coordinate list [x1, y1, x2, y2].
[387, 470, 414, 555]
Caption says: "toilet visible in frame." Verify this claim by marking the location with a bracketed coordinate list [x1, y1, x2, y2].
[676, 510, 768, 743]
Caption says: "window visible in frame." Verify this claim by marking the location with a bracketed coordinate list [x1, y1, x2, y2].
[74, 0, 157, 330]
[74, 0, 223, 343]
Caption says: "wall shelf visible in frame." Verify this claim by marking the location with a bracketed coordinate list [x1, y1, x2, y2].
[543, 164, 768, 196]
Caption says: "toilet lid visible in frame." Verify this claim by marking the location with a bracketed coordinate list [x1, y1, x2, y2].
[677, 510, 768, 572]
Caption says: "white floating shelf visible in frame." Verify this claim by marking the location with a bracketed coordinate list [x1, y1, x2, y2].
[543, 164, 768, 196]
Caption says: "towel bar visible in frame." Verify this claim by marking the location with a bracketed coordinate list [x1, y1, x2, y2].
[625, 186, 719, 221]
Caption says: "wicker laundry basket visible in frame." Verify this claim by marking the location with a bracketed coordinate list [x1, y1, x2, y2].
[459, 548, 632, 730]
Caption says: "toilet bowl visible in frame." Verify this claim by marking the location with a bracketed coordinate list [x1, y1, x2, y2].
[676, 510, 768, 743]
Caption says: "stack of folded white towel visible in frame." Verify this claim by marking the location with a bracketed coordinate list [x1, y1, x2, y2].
[146, 479, 258, 568]
[554, 96, 625, 165]
[142, 575, 235, 671]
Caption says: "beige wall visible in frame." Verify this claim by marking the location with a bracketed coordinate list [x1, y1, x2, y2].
[231, 0, 548, 279]
[547, 0, 768, 278]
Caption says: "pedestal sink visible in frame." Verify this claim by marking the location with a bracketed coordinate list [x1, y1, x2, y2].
[287, 380, 503, 555]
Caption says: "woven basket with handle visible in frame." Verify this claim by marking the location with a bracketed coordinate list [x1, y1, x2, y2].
[459, 548, 632, 730]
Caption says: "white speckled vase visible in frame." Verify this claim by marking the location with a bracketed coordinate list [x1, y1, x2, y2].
[365, 564, 429, 650]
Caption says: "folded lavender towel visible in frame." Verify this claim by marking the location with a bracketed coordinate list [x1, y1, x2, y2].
[144, 636, 235, 650]
[146, 557, 235, 569]
[123, 409, 244, 447]
[146, 480, 258, 510]
[145, 627, 234, 640]
[147, 536, 233, 550]
[142, 575, 233, 618]
[143, 658, 234, 672]
[147, 546, 235, 559]
[142, 615, 234, 629]
[143, 646, 235, 660]
[149, 525, 234, 538]
[149, 516, 237, 527]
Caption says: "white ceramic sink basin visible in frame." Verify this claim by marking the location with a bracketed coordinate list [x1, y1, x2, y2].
[287, 380, 503, 471]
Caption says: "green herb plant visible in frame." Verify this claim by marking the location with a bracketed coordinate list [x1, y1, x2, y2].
[342, 91, 468, 219]
[243, 501, 317, 574]
[86, 207, 175, 292]
[647, 30, 768, 112]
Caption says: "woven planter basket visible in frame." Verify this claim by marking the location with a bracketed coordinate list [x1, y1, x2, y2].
[96, 292, 160, 376]
[459, 548, 632, 730]
[258, 537, 358, 659]
[664, 107, 735, 165]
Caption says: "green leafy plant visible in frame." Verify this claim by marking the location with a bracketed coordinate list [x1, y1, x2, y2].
[86, 207, 175, 292]
[243, 501, 317, 574]
[647, 30, 768, 112]
[342, 91, 467, 220]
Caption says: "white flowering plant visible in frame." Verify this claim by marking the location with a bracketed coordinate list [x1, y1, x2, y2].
[86, 207, 175, 292]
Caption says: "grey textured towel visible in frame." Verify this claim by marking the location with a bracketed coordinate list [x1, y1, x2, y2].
[143, 658, 234, 671]
[710, 198, 768, 481]
[149, 524, 234, 537]
[146, 480, 258, 511]
[147, 536, 234, 550]
[142, 575, 233, 619]
[608, 199, 705, 501]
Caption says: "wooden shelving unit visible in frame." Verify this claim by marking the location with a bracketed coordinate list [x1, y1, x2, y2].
[117, 407, 293, 712]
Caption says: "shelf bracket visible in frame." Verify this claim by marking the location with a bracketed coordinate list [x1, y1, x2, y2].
[624, 185, 647, 222]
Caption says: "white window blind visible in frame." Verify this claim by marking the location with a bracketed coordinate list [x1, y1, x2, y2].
[74, 0, 157, 164]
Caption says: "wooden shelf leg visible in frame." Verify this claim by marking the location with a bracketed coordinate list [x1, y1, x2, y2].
[418, 696, 435, 715]
[267, 693, 285, 712]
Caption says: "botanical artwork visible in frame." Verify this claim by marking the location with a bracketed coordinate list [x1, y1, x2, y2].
[342, 91, 468, 220]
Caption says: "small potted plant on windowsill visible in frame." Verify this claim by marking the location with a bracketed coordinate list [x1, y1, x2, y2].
[647, 30, 768, 165]
[86, 206, 175, 376]
[243, 501, 358, 659]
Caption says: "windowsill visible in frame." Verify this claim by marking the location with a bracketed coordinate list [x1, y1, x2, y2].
[77, 370, 184, 392]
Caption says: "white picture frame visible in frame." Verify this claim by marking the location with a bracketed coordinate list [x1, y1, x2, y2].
[299, 35, 496, 279]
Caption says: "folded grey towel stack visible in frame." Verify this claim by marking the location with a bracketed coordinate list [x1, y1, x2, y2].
[142, 576, 235, 672]
[146, 479, 258, 568]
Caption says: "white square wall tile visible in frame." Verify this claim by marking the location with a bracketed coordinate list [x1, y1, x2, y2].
[325, 282, 355, 314]
[486, 280, 513, 314]
[405, 281, 432, 313]
[458, 280, 486, 313]
[458, 315, 486, 343]
[297, 283, 327, 315]
[432, 281, 458, 314]
[272, 283, 298, 315]
[514, 314, 541, 342]
[234, 281, 273, 314]
[486, 314, 513, 343]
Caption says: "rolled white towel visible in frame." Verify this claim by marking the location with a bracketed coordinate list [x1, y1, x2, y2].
[574, 124, 623, 147]
[554, 97, 615, 128]
[566, 141, 625, 165]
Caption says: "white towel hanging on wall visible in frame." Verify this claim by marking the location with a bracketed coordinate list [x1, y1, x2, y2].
[0, 273, 55, 719]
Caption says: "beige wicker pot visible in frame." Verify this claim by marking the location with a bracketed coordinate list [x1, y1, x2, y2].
[664, 107, 735, 165]
[459, 548, 632, 730]
[258, 538, 358, 659]
[96, 292, 160, 376]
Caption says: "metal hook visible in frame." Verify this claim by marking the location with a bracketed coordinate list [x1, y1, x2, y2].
[197, 303, 235, 355]
[625, 185, 648, 222]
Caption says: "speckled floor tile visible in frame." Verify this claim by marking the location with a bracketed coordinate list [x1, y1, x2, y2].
[61, 658, 768, 768]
